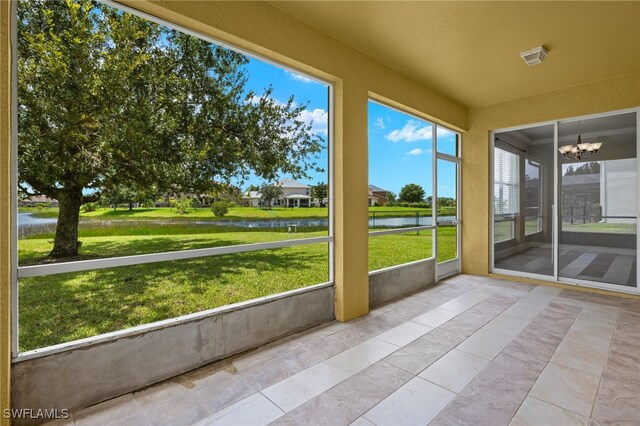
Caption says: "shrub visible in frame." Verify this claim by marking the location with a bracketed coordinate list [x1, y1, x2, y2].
[82, 202, 97, 213]
[174, 197, 194, 215]
[211, 200, 230, 217]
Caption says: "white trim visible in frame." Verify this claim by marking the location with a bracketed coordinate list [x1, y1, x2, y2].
[490, 131, 495, 272]
[435, 152, 460, 163]
[432, 120, 438, 279]
[553, 121, 559, 279]
[13, 281, 334, 362]
[101, 0, 332, 87]
[18, 236, 332, 278]
[10, 0, 19, 357]
[328, 84, 335, 285]
[368, 226, 435, 237]
[558, 277, 640, 295]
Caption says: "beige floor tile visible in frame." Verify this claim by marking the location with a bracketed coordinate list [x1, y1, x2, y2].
[363, 377, 455, 426]
[75, 394, 143, 426]
[133, 382, 188, 411]
[375, 321, 433, 347]
[456, 328, 513, 360]
[411, 308, 459, 328]
[238, 358, 296, 391]
[550, 332, 611, 376]
[195, 372, 257, 414]
[501, 299, 550, 322]
[267, 415, 299, 426]
[144, 394, 211, 426]
[261, 360, 353, 412]
[195, 393, 284, 426]
[349, 417, 375, 426]
[328, 338, 399, 374]
[438, 289, 494, 314]
[419, 349, 489, 393]
[325, 373, 391, 414]
[482, 314, 531, 337]
[355, 361, 414, 393]
[510, 396, 589, 426]
[287, 393, 359, 426]
[529, 362, 601, 417]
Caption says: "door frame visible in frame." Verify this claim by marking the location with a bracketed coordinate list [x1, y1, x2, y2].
[435, 134, 462, 280]
[490, 107, 640, 295]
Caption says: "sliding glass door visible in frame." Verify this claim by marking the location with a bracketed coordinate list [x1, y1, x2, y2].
[493, 124, 554, 277]
[558, 112, 637, 288]
[492, 109, 639, 293]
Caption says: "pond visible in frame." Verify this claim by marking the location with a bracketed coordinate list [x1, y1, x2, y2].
[18, 212, 456, 237]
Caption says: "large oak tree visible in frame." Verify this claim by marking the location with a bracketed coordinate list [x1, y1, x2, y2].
[18, 0, 323, 258]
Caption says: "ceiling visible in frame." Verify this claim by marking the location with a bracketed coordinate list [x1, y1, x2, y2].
[270, 1, 640, 108]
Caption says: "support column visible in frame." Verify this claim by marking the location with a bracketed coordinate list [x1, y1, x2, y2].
[0, 1, 13, 424]
[333, 80, 369, 321]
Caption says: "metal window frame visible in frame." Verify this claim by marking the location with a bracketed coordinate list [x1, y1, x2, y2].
[11, 0, 335, 356]
[366, 98, 462, 278]
[490, 107, 640, 295]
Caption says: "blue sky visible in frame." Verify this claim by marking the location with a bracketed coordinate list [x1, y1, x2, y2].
[239, 56, 457, 198]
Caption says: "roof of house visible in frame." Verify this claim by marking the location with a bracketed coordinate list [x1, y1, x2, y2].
[562, 174, 600, 186]
[285, 194, 312, 199]
[243, 191, 261, 199]
[368, 184, 387, 193]
[279, 179, 311, 189]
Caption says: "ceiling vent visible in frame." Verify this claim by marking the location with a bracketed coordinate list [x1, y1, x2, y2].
[520, 45, 548, 66]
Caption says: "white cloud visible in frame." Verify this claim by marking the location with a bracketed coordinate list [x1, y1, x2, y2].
[407, 148, 423, 156]
[299, 108, 328, 136]
[375, 117, 386, 129]
[386, 120, 433, 143]
[286, 70, 317, 84]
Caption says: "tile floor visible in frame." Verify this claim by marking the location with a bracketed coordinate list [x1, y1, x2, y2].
[495, 245, 637, 287]
[49, 275, 640, 426]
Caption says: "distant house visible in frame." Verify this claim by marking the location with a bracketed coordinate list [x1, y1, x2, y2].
[242, 179, 313, 208]
[20, 195, 58, 207]
[368, 185, 388, 206]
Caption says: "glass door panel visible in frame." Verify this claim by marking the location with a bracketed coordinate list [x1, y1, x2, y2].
[558, 113, 637, 288]
[436, 158, 459, 272]
[493, 125, 554, 277]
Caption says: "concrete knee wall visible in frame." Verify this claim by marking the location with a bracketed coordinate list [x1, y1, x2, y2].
[369, 258, 436, 307]
[11, 260, 437, 423]
[11, 284, 335, 423]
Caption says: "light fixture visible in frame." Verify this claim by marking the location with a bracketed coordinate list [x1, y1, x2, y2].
[558, 121, 603, 160]
[520, 45, 548, 66]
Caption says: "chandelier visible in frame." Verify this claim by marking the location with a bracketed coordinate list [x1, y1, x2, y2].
[558, 136, 602, 160]
[558, 121, 602, 160]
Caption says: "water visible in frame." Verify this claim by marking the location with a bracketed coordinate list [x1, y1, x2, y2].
[18, 212, 58, 226]
[18, 212, 456, 236]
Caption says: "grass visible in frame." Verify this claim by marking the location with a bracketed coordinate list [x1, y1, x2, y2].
[17, 211, 458, 351]
[562, 222, 636, 234]
[19, 205, 456, 220]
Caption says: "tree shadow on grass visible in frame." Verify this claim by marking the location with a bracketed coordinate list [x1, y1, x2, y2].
[18, 245, 328, 351]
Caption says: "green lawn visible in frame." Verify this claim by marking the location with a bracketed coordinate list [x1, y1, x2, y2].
[20, 205, 456, 220]
[18, 213, 458, 351]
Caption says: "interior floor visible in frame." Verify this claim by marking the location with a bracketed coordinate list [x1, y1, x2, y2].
[48, 275, 640, 426]
[495, 245, 637, 287]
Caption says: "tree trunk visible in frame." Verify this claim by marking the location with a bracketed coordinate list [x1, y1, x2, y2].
[49, 189, 83, 258]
